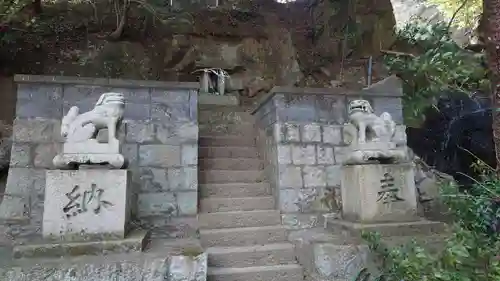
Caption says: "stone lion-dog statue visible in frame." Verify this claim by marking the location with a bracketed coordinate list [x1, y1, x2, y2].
[347, 99, 396, 144]
[61, 92, 125, 143]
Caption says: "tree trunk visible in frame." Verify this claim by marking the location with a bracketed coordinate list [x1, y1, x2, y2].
[33, 0, 42, 14]
[484, 0, 500, 170]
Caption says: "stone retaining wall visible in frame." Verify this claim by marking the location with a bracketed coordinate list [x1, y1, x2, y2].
[253, 76, 405, 231]
[0, 75, 199, 242]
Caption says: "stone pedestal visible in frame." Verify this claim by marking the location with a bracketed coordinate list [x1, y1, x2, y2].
[43, 169, 132, 240]
[12, 169, 149, 259]
[53, 140, 125, 169]
[340, 163, 418, 222]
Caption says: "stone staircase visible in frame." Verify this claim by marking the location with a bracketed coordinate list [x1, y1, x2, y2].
[198, 105, 303, 281]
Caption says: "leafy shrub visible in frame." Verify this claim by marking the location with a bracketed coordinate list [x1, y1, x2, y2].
[383, 20, 488, 127]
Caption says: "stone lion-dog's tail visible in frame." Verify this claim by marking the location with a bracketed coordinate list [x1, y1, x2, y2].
[61, 106, 80, 138]
[380, 111, 396, 138]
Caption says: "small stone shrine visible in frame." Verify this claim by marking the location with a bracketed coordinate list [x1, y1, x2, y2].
[328, 99, 444, 235]
[16, 92, 148, 258]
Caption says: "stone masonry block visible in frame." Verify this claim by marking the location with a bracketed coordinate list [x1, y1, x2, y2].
[1, 168, 46, 200]
[155, 123, 174, 144]
[291, 144, 316, 165]
[313, 243, 369, 280]
[32, 169, 46, 195]
[168, 167, 197, 191]
[124, 102, 151, 120]
[137, 192, 177, 217]
[342, 124, 355, 146]
[302, 123, 321, 142]
[17, 83, 63, 101]
[281, 213, 319, 229]
[122, 144, 138, 167]
[109, 87, 150, 103]
[62, 101, 95, 116]
[139, 145, 181, 167]
[277, 95, 317, 123]
[156, 122, 198, 144]
[3, 168, 35, 195]
[151, 89, 190, 104]
[176, 191, 198, 215]
[181, 144, 197, 165]
[125, 121, 155, 143]
[284, 123, 300, 142]
[63, 85, 110, 104]
[303, 166, 327, 188]
[317, 146, 334, 165]
[16, 99, 63, 119]
[151, 103, 190, 123]
[33, 143, 61, 168]
[323, 125, 342, 145]
[278, 165, 303, 188]
[10, 143, 31, 168]
[279, 188, 300, 212]
[279, 187, 324, 213]
[277, 144, 292, 164]
[141, 216, 199, 239]
[189, 90, 197, 121]
[273, 123, 284, 143]
[326, 165, 341, 187]
[13, 119, 59, 143]
[316, 95, 346, 124]
[334, 147, 348, 165]
[137, 168, 168, 192]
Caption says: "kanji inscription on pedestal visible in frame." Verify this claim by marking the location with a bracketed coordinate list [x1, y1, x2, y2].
[42, 169, 131, 240]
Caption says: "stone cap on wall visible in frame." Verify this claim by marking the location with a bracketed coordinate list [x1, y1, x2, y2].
[14, 75, 200, 90]
[251, 75, 403, 115]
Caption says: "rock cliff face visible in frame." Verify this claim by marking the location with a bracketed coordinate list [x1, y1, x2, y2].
[0, 0, 396, 97]
[390, 0, 473, 45]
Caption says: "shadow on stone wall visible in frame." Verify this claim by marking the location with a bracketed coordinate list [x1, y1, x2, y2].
[407, 91, 495, 187]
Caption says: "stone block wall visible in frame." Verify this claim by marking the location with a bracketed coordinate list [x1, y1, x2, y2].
[253, 78, 405, 231]
[0, 75, 199, 241]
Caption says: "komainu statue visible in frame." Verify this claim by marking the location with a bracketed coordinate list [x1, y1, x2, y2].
[61, 92, 125, 143]
[53, 92, 126, 169]
[347, 99, 396, 144]
[343, 99, 407, 164]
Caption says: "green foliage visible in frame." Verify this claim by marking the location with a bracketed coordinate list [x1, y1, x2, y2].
[0, 0, 31, 24]
[427, 0, 482, 29]
[358, 164, 500, 281]
[383, 20, 488, 127]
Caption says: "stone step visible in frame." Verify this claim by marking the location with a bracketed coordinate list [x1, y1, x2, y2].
[198, 104, 252, 114]
[206, 243, 297, 268]
[200, 225, 288, 247]
[199, 136, 256, 147]
[199, 170, 264, 184]
[199, 146, 259, 159]
[199, 123, 255, 137]
[199, 210, 281, 229]
[199, 183, 271, 198]
[207, 264, 303, 281]
[13, 230, 149, 259]
[199, 158, 263, 170]
[326, 219, 447, 237]
[200, 196, 275, 213]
